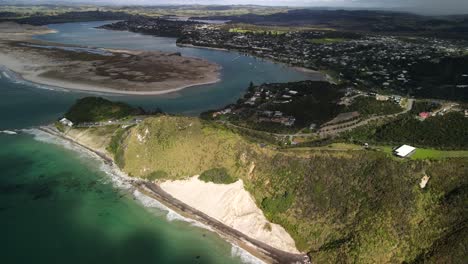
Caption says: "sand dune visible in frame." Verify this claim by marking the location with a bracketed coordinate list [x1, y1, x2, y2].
[160, 176, 299, 254]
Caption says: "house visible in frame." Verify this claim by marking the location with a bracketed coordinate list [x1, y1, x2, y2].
[288, 90, 298, 95]
[59, 118, 73, 127]
[273, 111, 283, 117]
[393, 145, 416, 158]
[376, 94, 389, 101]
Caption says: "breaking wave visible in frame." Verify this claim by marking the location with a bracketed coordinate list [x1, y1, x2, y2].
[231, 245, 266, 264]
[0, 130, 18, 135]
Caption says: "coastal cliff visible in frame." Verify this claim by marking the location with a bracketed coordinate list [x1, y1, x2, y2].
[57, 98, 467, 264]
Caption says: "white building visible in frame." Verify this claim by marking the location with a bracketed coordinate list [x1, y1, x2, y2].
[59, 118, 73, 127]
[393, 145, 416, 158]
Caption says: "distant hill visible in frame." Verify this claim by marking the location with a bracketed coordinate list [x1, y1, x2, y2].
[192, 9, 468, 38]
[12, 10, 133, 25]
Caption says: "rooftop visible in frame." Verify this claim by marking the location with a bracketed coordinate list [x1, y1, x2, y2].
[394, 145, 416, 158]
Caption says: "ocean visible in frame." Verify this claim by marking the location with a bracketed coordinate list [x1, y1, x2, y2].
[0, 20, 315, 263]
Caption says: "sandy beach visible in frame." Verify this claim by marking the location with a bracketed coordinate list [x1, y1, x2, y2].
[0, 22, 221, 95]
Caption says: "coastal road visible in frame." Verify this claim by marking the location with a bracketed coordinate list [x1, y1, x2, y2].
[317, 98, 414, 136]
[218, 99, 414, 140]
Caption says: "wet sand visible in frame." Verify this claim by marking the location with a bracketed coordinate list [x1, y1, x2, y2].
[0, 22, 221, 95]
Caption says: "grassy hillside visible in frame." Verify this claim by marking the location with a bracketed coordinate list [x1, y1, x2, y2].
[80, 115, 467, 263]
[114, 116, 258, 181]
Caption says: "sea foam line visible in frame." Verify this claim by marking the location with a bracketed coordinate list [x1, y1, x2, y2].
[0, 130, 18, 135]
[24, 127, 265, 264]
[0, 66, 122, 97]
[0, 66, 67, 92]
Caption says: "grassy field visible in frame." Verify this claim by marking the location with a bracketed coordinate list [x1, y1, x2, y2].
[411, 148, 468, 159]
[226, 23, 334, 35]
[73, 115, 468, 263]
[377, 145, 468, 160]
[309, 38, 348, 44]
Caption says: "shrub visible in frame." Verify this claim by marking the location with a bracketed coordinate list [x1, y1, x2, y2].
[199, 168, 237, 184]
[146, 170, 169, 181]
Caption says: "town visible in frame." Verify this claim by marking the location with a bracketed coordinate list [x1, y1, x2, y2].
[178, 24, 468, 101]
[101, 16, 468, 102]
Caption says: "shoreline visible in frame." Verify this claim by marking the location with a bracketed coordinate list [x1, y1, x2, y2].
[176, 42, 230, 51]
[176, 42, 326, 81]
[0, 64, 221, 96]
[36, 126, 310, 264]
[0, 22, 222, 96]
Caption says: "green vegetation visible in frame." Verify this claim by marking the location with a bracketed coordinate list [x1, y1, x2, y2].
[146, 170, 169, 181]
[374, 112, 468, 149]
[410, 148, 468, 160]
[343, 112, 468, 149]
[225, 24, 329, 35]
[118, 116, 255, 180]
[228, 27, 286, 35]
[199, 168, 237, 184]
[409, 56, 468, 101]
[73, 113, 467, 263]
[409, 101, 440, 115]
[54, 121, 66, 133]
[65, 97, 141, 123]
[107, 126, 132, 155]
[344, 96, 403, 117]
[375, 145, 468, 160]
[261, 191, 295, 214]
[249, 151, 467, 263]
[309, 38, 347, 44]
[0, 5, 290, 20]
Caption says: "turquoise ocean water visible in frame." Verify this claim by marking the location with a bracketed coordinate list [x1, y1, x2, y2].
[0, 21, 316, 263]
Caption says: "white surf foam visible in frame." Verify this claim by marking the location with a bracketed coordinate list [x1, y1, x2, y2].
[0, 130, 18, 135]
[132, 188, 213, 231]
[231, 245, 266, 264]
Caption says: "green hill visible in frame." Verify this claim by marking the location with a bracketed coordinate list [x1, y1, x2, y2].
[65, 97, 142, 123]
[77, 115, 467, 263]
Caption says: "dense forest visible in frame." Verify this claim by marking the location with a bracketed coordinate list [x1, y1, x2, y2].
[343, 111, 468, 149]
[374, 112, 468, 149]
[65, 97, 142, 123]
[409, 56, 468, 102]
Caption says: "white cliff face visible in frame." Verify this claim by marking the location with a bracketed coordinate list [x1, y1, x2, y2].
[160, 176, 299, 254]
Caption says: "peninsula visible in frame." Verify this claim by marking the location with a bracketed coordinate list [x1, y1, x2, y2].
[0, 22, 220, 95]
[49, 97, 467, 264]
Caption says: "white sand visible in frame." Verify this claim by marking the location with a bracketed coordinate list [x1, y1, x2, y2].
[160, 176, 299, 253]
